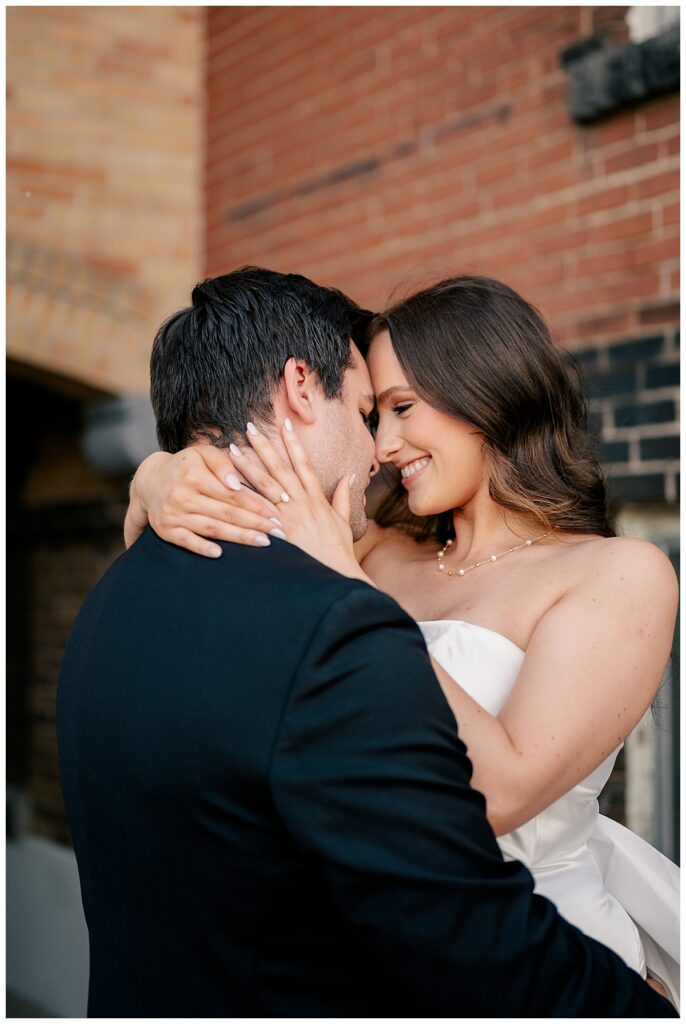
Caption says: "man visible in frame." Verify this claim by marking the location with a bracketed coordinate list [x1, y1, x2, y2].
[57, 267, 674, 1017]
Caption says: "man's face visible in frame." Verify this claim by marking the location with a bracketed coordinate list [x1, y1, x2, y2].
[307, 343, 377, 541]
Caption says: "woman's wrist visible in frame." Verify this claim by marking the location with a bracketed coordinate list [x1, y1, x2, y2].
[133, 451, 172, 511]
[124, 451, 171, 549]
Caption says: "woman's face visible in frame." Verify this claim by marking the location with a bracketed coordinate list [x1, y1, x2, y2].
[367, 330, 487, 517]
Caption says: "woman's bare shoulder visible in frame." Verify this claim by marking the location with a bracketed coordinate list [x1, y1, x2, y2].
[562, 534, 678, 606]
[570, 533, 675, 569]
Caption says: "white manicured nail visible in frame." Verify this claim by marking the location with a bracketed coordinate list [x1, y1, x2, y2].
[270, 528, 287, 540]
[284, 417, 293, 432]
[230, 443, 242, 457]
[208, 547, 222, 558]
[349, 473, 356, 487]
[279, 491, 290, 503]
[246, 422, 258, 436]
[226, 474, 241, 491]
[253, 534, 270, 546]
[269, 517, 283, 527]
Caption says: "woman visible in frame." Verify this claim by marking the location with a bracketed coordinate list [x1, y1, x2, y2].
[126, 276, 679, 1002]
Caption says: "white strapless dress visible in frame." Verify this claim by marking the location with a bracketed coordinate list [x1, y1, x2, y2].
[419, 619, 680, 1006]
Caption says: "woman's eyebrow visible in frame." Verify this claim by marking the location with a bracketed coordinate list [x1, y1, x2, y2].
[375, 385, 412, 405]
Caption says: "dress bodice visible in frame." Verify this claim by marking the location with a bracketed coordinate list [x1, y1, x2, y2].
[418, 619, 680, 1002]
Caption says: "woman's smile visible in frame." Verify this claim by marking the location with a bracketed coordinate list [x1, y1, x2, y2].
[399, 455, 432, 486]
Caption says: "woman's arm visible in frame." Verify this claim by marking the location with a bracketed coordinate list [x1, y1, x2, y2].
[123, 441, 391, 566]
[431, 538, 678, 836]
[123, 444, 288, 556]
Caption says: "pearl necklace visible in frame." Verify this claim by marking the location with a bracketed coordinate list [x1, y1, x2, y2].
[436, 528, 554, 577]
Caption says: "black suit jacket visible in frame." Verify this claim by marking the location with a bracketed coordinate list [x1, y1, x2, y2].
[57, 526, 675, 1017]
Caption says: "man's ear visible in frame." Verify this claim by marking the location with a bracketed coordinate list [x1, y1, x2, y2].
[282, 357, 320, 425]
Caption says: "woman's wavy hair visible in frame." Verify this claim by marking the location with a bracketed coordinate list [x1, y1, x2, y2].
[366, 275, 615, 545]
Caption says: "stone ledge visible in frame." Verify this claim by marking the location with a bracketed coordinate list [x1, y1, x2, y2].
[563, 25, 679, 124]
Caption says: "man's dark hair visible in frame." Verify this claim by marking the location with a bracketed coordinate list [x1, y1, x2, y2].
[150, 266, 373, 452]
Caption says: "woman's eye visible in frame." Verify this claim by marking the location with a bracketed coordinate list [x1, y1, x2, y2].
[392, 403, 413, 415]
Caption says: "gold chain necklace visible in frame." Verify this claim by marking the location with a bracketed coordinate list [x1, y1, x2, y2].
[436, 528, 554, 577]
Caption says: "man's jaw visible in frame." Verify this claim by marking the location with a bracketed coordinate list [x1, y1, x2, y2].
[350, 489, 370, 542]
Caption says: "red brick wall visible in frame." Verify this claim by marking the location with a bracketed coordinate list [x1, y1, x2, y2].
[205, 6, 678, 351]
[7, 6, 204, 394]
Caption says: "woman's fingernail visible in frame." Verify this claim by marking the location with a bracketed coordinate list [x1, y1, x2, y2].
[246, 422, 258, 436]
[230, 443, 242, 457]
[284, 417, 293, 432]
[349, 473, 356, 487]
[226, 474, 241, 491]
[269, 517, 283, 527]
[208, 547, 222, 558]
[279, 491, 290, 503]
[253, 534, 271, 546]
[269, 528, 287, 540]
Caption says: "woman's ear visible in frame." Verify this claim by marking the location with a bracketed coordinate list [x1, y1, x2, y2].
[282, 357, 319, 426]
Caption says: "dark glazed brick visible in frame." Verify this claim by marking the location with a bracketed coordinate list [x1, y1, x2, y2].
[608, 474, 666, 502]
[613, 400, 676, 428]
[609, 335, 665, 364]
[587, 410, 603, 436]
[585, 369, 636, 399]
[645, 363, 680, 389]
[640, 435, 680, 461]
[570, 347, 600, 370]
[600, 441, 630, 463]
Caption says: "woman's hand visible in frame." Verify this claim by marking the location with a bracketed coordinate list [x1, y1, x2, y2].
[234, 419, 372, 583]
[124, 444, 285, 558]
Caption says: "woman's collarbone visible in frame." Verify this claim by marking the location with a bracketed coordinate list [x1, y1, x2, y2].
[376, 545, 575, 645]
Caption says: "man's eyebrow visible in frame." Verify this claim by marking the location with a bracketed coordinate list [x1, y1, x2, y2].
[375, 385, 412, 405]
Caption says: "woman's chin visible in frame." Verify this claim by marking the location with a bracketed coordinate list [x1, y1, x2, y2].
[408, 492, 446, 518]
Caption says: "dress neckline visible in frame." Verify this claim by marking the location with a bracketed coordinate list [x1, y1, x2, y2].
[418, 618, 526, 656]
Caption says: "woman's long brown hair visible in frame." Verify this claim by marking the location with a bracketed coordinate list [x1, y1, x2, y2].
[365, 275, 615, 546]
